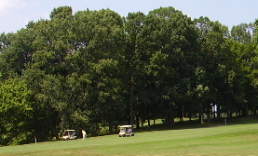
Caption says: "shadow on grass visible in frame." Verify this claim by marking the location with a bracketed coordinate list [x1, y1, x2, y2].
[135, 117, 258, 133]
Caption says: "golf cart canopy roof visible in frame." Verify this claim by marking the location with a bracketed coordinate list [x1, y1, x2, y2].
[65, 129, 76, 132]
[119, 125, 133, 128]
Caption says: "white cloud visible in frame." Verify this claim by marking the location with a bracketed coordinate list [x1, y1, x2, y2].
[0, 0, 26, 15]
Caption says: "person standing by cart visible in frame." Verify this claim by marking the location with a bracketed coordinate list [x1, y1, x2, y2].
[82, 129, 87, 140]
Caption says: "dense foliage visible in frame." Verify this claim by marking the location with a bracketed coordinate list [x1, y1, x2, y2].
[1, 6, 258, 145]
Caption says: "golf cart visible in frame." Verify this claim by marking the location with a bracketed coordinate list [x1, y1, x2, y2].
[60, 129, 77, 140]
[118, 125, 134, 137]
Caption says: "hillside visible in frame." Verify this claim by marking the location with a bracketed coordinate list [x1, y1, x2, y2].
[1, 121, 258, 156]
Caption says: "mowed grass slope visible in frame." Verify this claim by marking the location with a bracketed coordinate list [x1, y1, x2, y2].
[1, 122, 258, 156]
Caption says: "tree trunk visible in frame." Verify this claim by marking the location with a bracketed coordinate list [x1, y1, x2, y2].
[108, 123, 113, 134]
[242, 108, 247, 117]
[180, 106, 184, 122]
[141, 119, 144, 127]
[207, 112, 210, 123]
[217, 104, 221, 119]
[147, 119, 150, 127]
[201, 114, 204, 125]
[136, 115, 140, 129]
[199, 104, 204, 124]
[165, 115, 174, 128]
[254, 108, 257, 119]
[129, 79, 134, 125]
[227, 111, 232, 122]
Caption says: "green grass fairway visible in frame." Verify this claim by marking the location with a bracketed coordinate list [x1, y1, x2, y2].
[1, 122, 258, 156]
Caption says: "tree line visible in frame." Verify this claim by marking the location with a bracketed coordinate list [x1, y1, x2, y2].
[0, 6, 258, 145]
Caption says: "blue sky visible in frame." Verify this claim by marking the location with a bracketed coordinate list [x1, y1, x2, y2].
[0, 0, 257, 33]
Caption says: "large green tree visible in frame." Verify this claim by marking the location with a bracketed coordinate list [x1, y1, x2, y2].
[0, 78, 33, 145]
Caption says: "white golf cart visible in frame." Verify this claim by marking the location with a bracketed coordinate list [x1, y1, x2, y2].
[118, 125, 134, 137]
[60, 129, 78, 140]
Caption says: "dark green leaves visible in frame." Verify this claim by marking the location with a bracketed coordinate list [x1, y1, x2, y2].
[1, 6, 258, 145]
